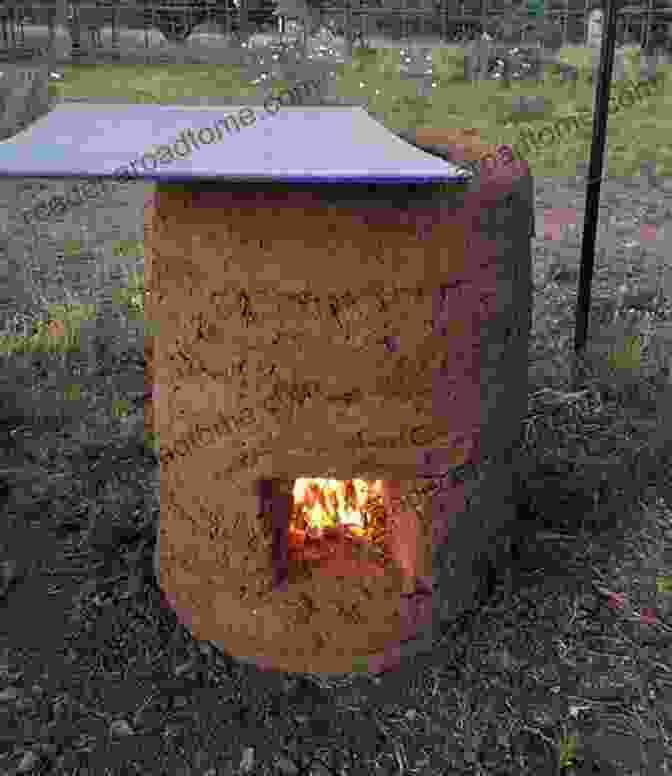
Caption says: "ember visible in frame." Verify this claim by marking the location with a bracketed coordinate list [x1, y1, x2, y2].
[288, 478, 388, 563]
[293, 478, 380, 531]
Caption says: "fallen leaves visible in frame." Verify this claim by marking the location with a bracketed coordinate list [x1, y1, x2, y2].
[594, 584, 672, 630]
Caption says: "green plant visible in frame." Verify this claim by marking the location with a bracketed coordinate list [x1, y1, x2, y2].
[111, 398, 132, 420]
[0, 302, 97, 356]
[62, 382, 83, 402]
[350, 654, 372, 672]
[354, 45, 378, 65]
[111, 271, 145, 318]
[144, 429, 160, 452]
[558, 732, 579, 769]
[62, 238, 84, 257]
[112, 239, 144, 258]
[526, 0, 544, 18]
[607, 333, 643, 372]
[110, 272, 160, 336]
[656, 575, 672, 593]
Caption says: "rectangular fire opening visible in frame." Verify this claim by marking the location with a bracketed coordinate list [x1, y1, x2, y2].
[273, 478, 393, 588]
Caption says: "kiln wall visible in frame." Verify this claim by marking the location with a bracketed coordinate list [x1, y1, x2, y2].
[145, 128, 534, 674]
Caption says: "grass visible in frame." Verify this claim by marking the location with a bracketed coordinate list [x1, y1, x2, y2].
[1, 43, 671, 774]
[49, 42, 672, 181]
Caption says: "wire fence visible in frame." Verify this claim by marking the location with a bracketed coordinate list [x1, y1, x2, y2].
[0, 0, 670, 60]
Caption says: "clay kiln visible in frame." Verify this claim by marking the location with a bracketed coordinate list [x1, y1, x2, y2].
[144, 121, 534, 675]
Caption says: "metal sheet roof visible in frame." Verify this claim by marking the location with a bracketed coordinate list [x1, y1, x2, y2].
[0, 103, 474, 184]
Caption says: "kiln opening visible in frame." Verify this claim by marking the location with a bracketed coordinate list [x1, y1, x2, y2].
[282, 478, 392, 585]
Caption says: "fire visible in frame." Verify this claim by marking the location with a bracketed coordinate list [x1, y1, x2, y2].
[292, 478, 382, 536]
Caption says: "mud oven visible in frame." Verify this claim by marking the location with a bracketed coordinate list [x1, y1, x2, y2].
[145, 127, 534, 675]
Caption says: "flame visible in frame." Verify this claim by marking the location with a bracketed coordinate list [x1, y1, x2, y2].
[293, 478, 382, 532]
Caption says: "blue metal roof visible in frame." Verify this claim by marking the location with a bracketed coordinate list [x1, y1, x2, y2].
[0, 103, 474, 184]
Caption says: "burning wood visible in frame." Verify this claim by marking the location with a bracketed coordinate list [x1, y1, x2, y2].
[289, 478, 386, 554]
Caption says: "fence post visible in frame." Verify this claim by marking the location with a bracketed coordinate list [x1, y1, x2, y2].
[574, 0, 619, 360]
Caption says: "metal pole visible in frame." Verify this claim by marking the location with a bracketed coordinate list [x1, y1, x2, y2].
[573, 0, 618, 357]
[144, 4, 150, 50]
[345, 0, 353, 55]
[563, 0, 568, 47]
[70, 0, 82, 58]
[111, 1, 119, 49]
[48, 0, 68, 65]
[645, 0, 653, 50]
[244, 0, 253, 38]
